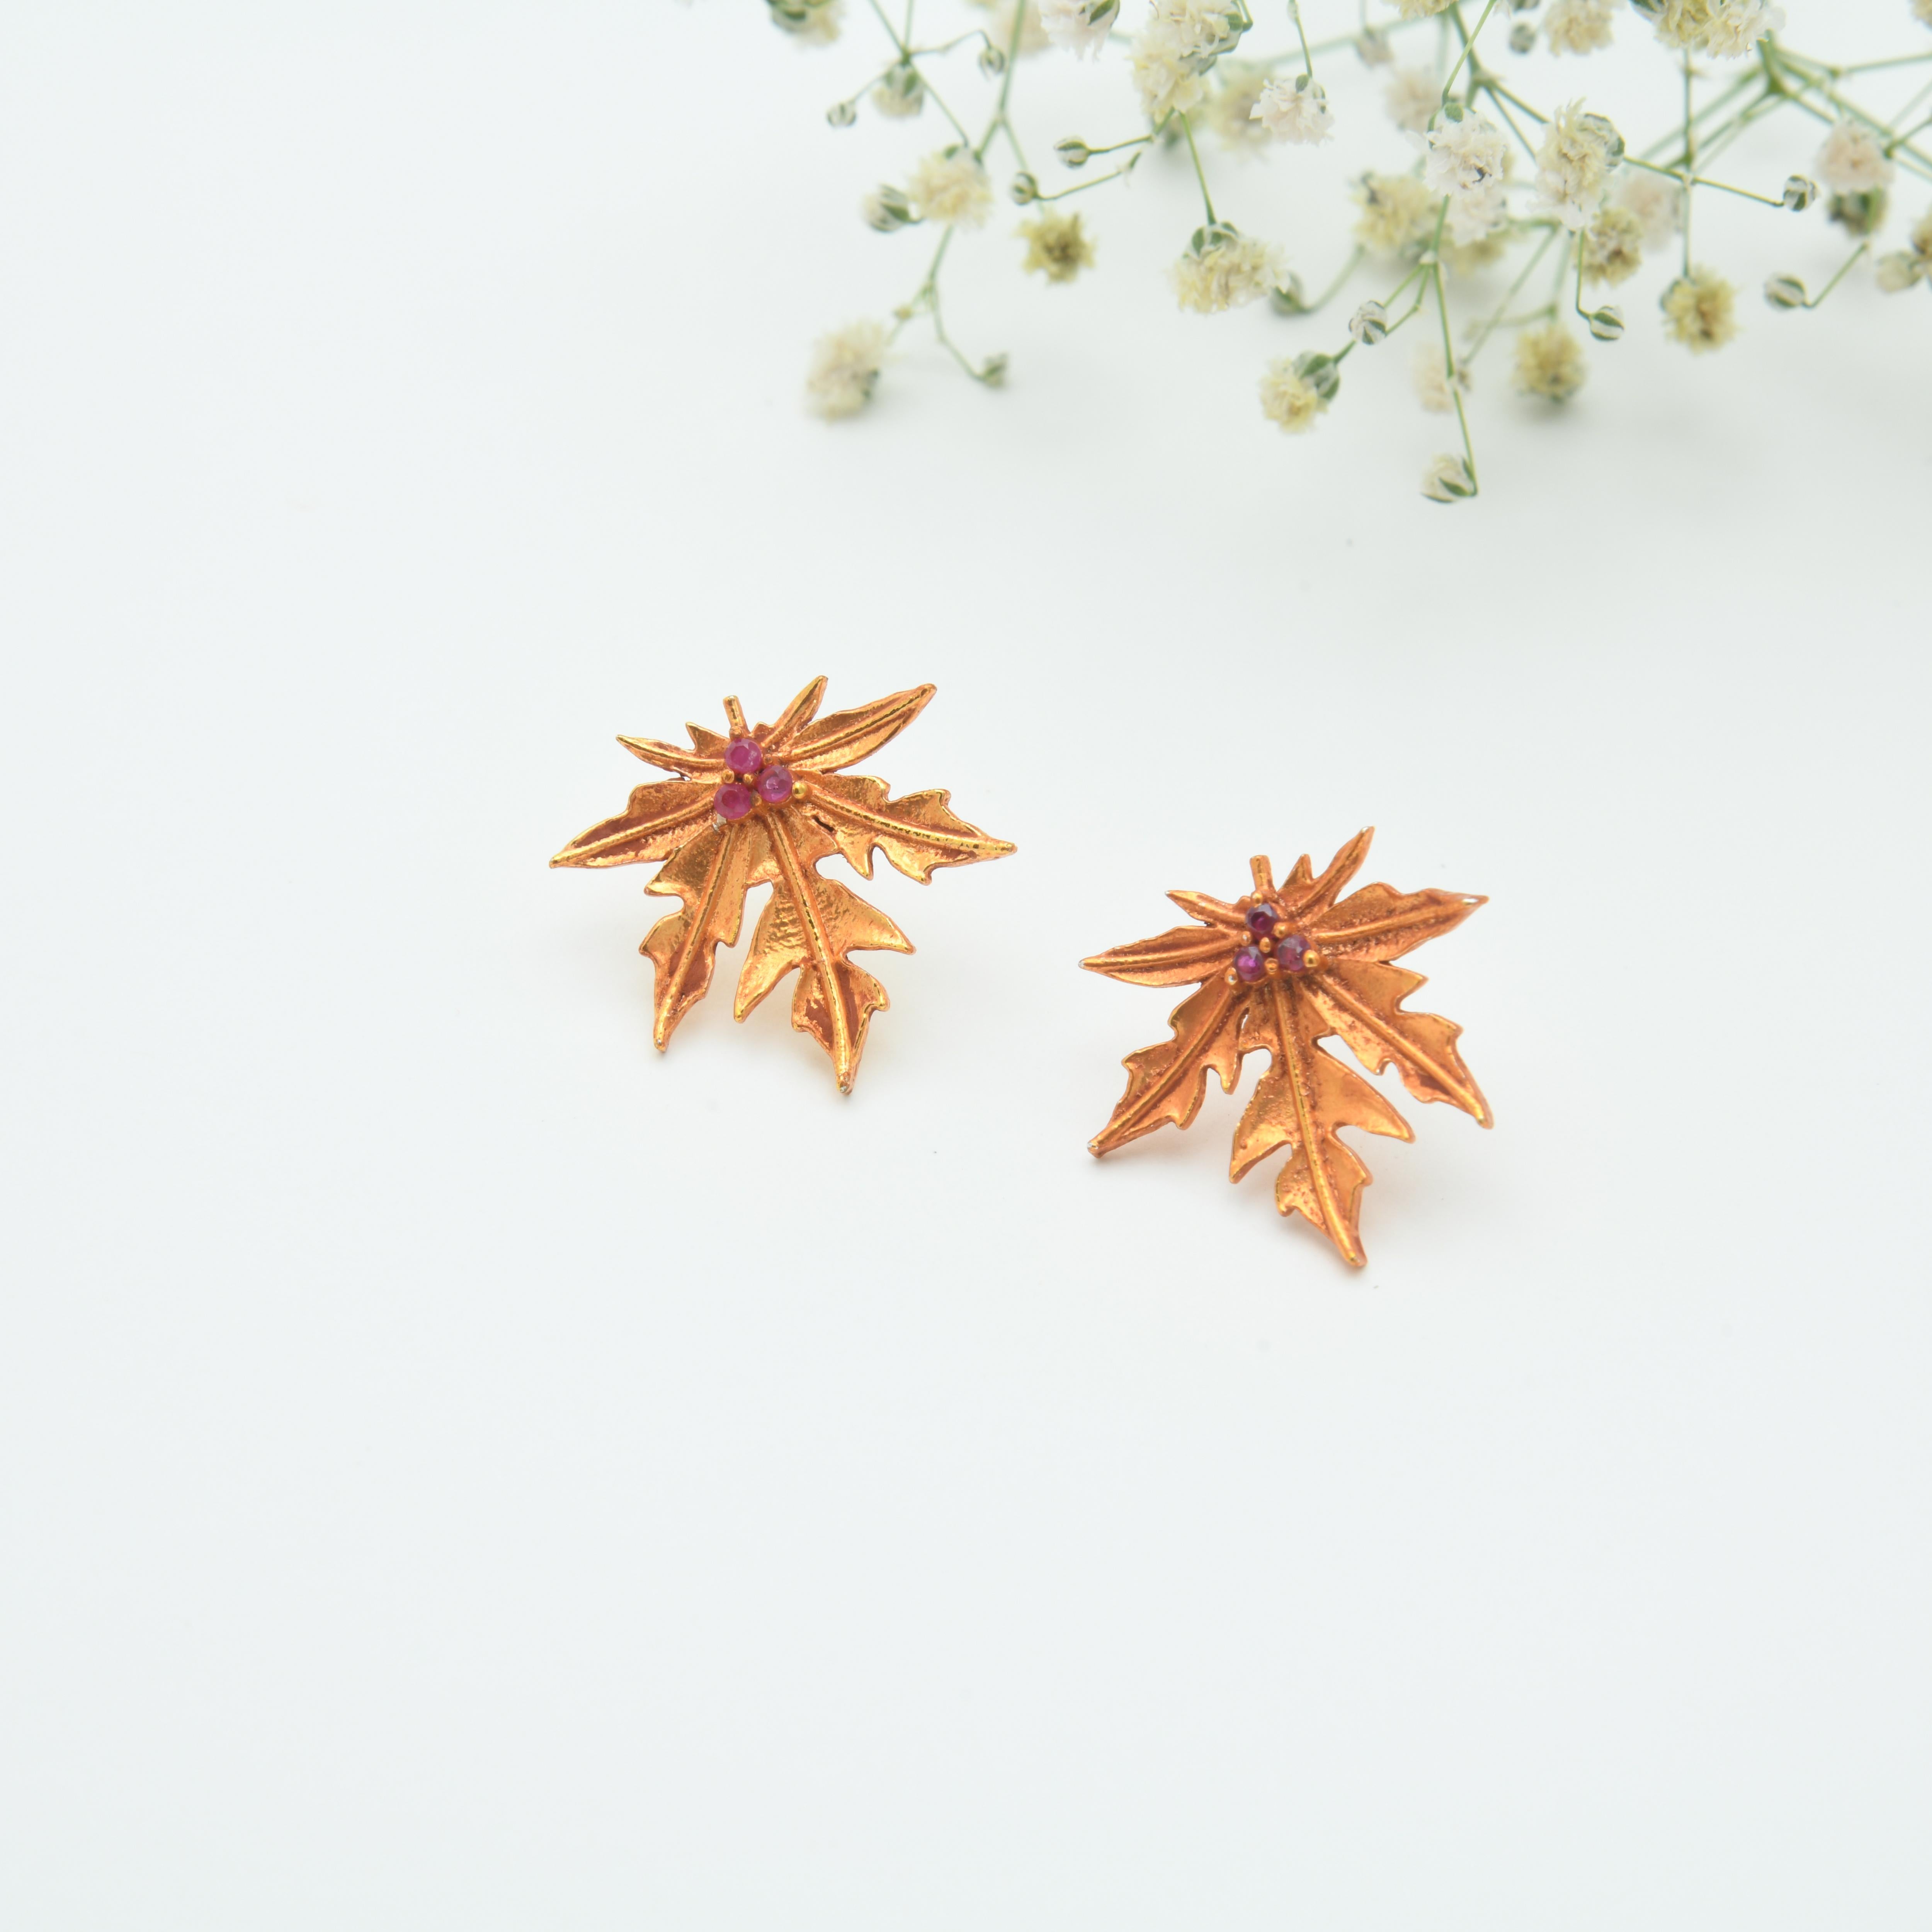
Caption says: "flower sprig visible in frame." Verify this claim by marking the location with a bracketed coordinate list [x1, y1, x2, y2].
[769, 0, 1932, 494]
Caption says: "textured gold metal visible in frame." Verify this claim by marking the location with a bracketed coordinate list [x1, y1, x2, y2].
[553, 677, 1015, 1091]
[1082, 830, 1490, 1266]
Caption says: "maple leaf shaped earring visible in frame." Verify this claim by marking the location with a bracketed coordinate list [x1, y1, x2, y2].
[1082, 831, 1491, 1266]
[553, 677, 1014, 1092]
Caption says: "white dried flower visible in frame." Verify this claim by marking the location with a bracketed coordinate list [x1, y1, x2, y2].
[1545, 0, 1616, 54]
[1253, 77, 1335, 145]
[1258, 357, 1329, 432]
[1815, 120, 1896, 196]
[1647, 0, 1784, 57]
[1661, 266, 1739, 352]
[1208, 66, 1272, 153]
[805, 320, 887, 417]
[1580, 203, 1645, 284]
[1131, 0, 1243, 122]
[906, 150, 994, 227]
[1534, 102, 1622, 230]
[1412, 343, 1471, 412]
[1616, 170, 1682, 248]
[1513, 323, 1588, 400]
[1393, 0, 1455, 17]
[1040, 0, 1114, 58]
[1423, 114, 1512, 244]
[1702, 0, 1786, 57]
[1384, 67, 1439, 134]
[1171, 229, 1281, 311]
[970, 0, 1050, 55]
[1916, 0, 1932, 25]
[1352, 172, 1439, 253]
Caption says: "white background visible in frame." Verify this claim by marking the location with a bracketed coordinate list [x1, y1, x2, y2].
[3, 2, 1930, 1927]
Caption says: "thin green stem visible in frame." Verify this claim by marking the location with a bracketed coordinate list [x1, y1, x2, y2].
[1801, 241, 1870, 310]
[1179, 112, 1217, 224]
[1440, 0, 1501, 110]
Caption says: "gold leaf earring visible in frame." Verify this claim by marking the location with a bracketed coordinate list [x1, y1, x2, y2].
[1082, 830, 1491, 1266]
[553, 677, 1015, 1092]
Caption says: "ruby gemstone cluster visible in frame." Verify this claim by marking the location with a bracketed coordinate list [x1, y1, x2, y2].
[714, 736, 796, 822]
[1231, 902, 1312, 985]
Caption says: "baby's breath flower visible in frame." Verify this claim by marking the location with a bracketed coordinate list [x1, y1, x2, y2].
[1353, 172, 1439, 252]
[1423, 114, 1512, 244]
[1383, 67, 1439, 134]
[1209, 66, 1274, 152]
[1040, 0, 1115, 57]
[1258, 356, 1329, 433]
[907, 149, 994, 227]
[1513, 323, 1588, 400]
[1916, 0, 1932, 26]
[1443, 230, 1511, 275]
[1131, 0, 1244, 122]
[1017, 206, 1096, 281]
[971, 0, 1050, 55]
[1645, 0, 1784, 57]
[1661, 266, 1739, 351]
[1815, 119, 1896, 196]
[1421, 452, 1477, 500]
[1392, 0, 1455, 17]
[1253, 77, 1335, 145]
[805, 319, 888, 417]
[1701, 0, 1786, 58]
[1534, 103, 1622, 230]
[1581, 202, 1646, 284]
[768, 0, 845, 42]
[1413, 343, 1471, 412]
[1171, 228, 1282, 311]
[1616, 170, 1682, 248]
[1546, 0, 1617, 54]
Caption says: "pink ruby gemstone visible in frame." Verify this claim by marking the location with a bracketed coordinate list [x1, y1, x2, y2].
[757, 764, 794, 805]
[1277, 933, 1310, 973]
[715, 781, 756, 821]
[1234, 946, 1266, 983]
[723, 736, 764, 776]
[1245, 906, 1277, 938]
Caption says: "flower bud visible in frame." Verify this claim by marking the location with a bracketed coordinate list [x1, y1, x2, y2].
[863, 184, 917, 232]
[980, 352, 1009, 387]
[826, 99, 857, 128]
[1508, 22, 1536, 51]
[1010, 171, 1039, 205]
[1782, 174, 1818, 211]
[1270, 273, 1308, 315]
[1422, 453, 1477, 502]
[1055, 138, 1092, 169]
[1349, 300, 1390, 346]
[1355, 28, 1392, 65]
[1763, 273, 1807, 310]
[978, 43, 1007, 78]
[1585, 304, 1625, 341]
[1294, 351, 1341, 402]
